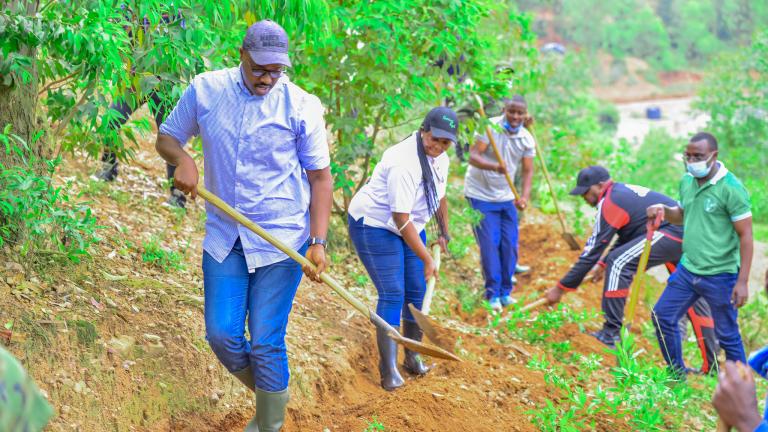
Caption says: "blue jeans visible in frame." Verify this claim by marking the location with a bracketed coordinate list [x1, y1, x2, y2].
[348, 215, 426, 326]
[202, 238, 307, 392]
[652, 264, 745, 373]
[467, 198, 518, 299]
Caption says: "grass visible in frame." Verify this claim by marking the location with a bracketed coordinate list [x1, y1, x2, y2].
[491, 297, 725, 431]
[141, 235, 187, 271]
[364, 417, 386, 432]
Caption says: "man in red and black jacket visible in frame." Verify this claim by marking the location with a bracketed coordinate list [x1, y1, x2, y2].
[545, 166, 718, 373]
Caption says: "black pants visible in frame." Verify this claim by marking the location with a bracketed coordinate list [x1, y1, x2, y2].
[101, 90, 176, 182]
[600, 227, 718, 373]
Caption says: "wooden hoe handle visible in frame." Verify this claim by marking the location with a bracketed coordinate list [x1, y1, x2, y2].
[474, 95, 521, 202]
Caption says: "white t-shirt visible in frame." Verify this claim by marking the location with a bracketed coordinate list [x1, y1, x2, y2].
[348, 132, 450, 235]
[464, 115, 536, 202]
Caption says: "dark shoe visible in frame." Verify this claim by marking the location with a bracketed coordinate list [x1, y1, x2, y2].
[376, 326, 404, 391]
[402, 321, 431, 376]
[166, 188, 187, 208]
[95, 161, 118, 182]
[589, 329, 619, 349]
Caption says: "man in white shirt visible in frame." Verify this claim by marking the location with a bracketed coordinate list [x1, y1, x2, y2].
[465, 95, 535, 311]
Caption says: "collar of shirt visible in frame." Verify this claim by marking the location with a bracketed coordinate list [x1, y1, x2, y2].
[686, 161, 729, 194]
[598, 180, 615, 201]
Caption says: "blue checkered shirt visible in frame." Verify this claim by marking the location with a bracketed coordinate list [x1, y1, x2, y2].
[159, 67, 329, 270]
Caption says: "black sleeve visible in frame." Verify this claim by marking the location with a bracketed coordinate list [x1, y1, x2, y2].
[558, 205, 617, 291]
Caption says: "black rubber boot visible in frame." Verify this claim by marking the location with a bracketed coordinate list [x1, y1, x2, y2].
[376, 326, 404, 391]
[402, 320, 431, 376]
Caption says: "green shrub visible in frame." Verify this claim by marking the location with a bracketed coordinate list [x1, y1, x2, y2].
[0, 125, 99, 262]
[141, 235, 186, 271]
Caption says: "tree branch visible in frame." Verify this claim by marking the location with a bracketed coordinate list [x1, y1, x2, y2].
[53, 74, 98, 158]
[38, 70, 80, 95]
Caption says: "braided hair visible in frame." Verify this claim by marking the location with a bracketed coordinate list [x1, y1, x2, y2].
[415, 126, 448, 242]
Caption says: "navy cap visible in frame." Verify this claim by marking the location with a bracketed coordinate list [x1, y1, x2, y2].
[242, 20, 291, 67]
[570, 166, 611, 195]
[423, 107, 459, 143]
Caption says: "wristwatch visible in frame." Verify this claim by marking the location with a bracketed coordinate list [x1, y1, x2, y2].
[309, 237, 327, 249]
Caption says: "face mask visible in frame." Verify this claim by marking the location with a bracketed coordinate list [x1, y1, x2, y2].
[686, 154, 713, 178]
[503, 120, 522, 134]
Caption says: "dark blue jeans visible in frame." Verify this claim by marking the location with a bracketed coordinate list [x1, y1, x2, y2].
[348, 215, 427, 326]
[467, 197, 518, 299]
[202, 238, 306, 392]
[652, 264, 745, 374]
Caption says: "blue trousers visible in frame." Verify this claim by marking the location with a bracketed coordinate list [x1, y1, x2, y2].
[348, 215, 427, 326]
[202, 238, 306, 392]
[652, 264, 745, 373]
[467, 198, 518, 299]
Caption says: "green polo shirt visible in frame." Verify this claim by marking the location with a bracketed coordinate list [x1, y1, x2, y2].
[679, 163, 752, 276]
[0, 346, 54, 432]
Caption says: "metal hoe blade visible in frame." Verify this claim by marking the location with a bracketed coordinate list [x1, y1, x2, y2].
[408, 304, 456, 352]
[370, 311, 460, 362]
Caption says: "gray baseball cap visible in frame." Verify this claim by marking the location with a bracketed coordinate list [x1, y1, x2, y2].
[242, 20, 291, 67]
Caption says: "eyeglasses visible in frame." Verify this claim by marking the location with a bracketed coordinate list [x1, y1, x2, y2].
[249, 68, 284, 79]
[682, 152, 712, 162]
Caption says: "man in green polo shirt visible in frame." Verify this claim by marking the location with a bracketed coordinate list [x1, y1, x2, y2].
[647, 131, 753, 378]
[0, 346, 54, 431]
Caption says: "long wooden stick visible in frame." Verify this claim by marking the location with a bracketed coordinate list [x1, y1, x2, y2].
[198, 186, 370, 316]
[625, 212, 662, 326]
[519, 297, 548, 312]
[197, 186, 462, 362]
[421, 244, 442, 315]
[531, 137, 580, 250]
[474, 95, 521, 202]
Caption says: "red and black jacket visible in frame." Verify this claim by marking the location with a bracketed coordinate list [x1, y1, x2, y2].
[557, 181, 682, 291]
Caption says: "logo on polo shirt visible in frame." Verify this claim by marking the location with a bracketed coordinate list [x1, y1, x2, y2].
[704, 197, 718, 213]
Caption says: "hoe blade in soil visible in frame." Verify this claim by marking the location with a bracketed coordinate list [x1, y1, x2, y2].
[370, 311, 461, 362]
[408, 304, 457, 352]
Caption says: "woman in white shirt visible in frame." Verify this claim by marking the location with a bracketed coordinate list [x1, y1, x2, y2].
[347, 107, 457, 391]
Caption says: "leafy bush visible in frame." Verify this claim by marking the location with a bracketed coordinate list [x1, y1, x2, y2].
[623, 128, 682, 198]
[141, 235, 186, 271]
[0, 125, 99, 262]
[694, 30, 768, 223]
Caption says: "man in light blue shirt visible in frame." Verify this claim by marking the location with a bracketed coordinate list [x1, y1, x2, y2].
[156, 20, 332, 431]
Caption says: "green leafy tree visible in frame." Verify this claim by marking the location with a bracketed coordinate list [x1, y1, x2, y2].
[694, 30, 768, 222]
[292, 0, 537, 213]
[0, 0, 332, 256]
[0, 0, 333, 164]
